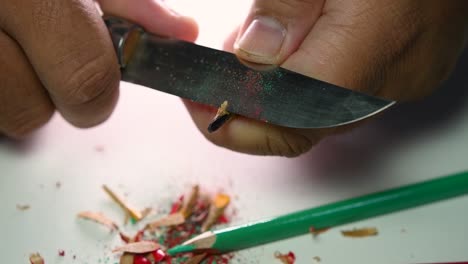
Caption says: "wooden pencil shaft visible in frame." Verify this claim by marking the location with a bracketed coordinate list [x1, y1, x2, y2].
[211, 171, 468, 253]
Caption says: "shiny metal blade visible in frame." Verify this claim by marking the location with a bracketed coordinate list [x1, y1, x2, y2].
[121, 33, 395, 128]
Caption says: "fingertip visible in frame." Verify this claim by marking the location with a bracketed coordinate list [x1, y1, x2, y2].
[183, 100, 315, 157]
[174, 15, 199, 42]
[223, 26, 241, 53]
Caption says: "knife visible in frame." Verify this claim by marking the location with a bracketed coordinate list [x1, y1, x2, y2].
[104, 16, 395, 129]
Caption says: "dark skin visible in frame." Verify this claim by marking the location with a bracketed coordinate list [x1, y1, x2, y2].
[0, 0, 198, 137]
[1, 0, 467, 157]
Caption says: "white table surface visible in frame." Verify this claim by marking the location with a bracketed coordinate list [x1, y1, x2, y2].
[1, 1, 468, 263]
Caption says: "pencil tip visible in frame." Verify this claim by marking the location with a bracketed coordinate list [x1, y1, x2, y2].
[207, 114, 232, 133]
[167, 244, 196, 256]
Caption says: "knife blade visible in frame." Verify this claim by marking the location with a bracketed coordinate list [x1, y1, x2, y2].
[105, 16, 395, 129]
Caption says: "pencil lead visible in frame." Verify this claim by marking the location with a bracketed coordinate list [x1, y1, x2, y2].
[208, 101, 233, 133]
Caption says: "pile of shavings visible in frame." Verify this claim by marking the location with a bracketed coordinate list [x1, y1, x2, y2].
[77, 185, 234, 264]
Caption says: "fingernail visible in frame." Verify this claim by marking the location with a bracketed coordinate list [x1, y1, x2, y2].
[235, 16, 286, 64]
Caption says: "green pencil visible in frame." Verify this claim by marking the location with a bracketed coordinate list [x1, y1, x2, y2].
[167, 171, 468, 256]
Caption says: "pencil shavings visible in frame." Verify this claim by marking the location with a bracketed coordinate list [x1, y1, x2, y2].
[202, 193, 230, 232]
[112, 241, 160, 254]
[274, 251, 296, 264]
[140, 207, 153, 219]
[309, 226, 330, 237]
[179, 185, 200, 218]
[102, 185, 143, 221]
[146, 212, 186, 231]
[341, 227, 378, 238]
[185, 253, 208, 264]
[29, 253, 44, 264]
[119, 253, 134, 264]
[17, 204, 31, 211]
[77, 211, 118, 231]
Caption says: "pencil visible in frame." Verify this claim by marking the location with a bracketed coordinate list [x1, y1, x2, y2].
[168, 171, 468, 255]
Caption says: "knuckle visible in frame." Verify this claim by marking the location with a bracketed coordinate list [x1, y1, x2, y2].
[59, 53, 119, 105]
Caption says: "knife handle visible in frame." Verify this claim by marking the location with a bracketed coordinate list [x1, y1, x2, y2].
[103, 16, 143, 68]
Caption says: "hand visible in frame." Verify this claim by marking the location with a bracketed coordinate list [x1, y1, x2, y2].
[184, 0, 468, 157]
[0, 0, 197, 138]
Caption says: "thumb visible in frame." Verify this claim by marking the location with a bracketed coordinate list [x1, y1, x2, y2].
[234, 0, 324, 65]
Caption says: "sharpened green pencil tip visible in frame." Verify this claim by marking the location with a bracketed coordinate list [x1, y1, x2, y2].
[167, 244, 196, 256]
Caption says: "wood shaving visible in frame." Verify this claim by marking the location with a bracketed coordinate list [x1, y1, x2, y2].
[202, 193, 230, 232]
[216, 101, 230, 116]
[313, 256, 321, 262]
[119, 232, 132, 243]
[141, 207, 154, 219]
[185, 253, 208, 264]
[102, 185, 142, 221]
[29, 253, 44, 264]
[112, 241, 160, 254]
[145, 212, 185, 231]
[124, 213, 130, 225]
[179, 185, 200, 218]
[341, 227, 378, 237]
[309, 226, 330, 237]
[16, 204, 31, 211]
[77, 211, 119, 231]
[119, 253, 134, 264]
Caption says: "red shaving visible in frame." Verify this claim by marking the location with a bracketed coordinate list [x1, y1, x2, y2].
[218, 214, 229, 224]
[133, 230, 145, 242]
[170, 195, 184, 214]
[58, 249, 65, 256]
[134, 255, 151, 264]
[120, 232, 132, 243]
[274, 251, 296, 264]
[152, 249, 166, 262]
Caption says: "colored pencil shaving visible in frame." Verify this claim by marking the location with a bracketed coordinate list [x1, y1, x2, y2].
[274, 251, 296, 264]
[29, 253, 44, 264]
[112, 241, 160, 253]
[145, 212, 186, 231]
[77, 211, 119, 231]
[180, 185, 200, 218]
[141, 207, 154, 218]
[202, 193, 231, 232]
[185, 253, 208, 264]
[341, 227, 378, 237]
[17, 204, 31, 211]
[208, 101, 233, 133]
[102, 185, 143, 221]
[119, 253, 134, 264]
[309, 226, 330, 237]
